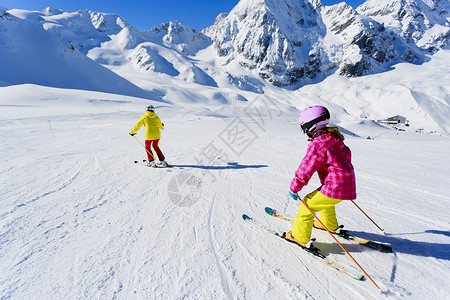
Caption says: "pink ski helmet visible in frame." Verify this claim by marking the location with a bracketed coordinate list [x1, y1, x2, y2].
[299, 105, 330, 133]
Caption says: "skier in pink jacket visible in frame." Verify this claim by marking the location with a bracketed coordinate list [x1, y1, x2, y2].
[284, 106, 356, 249]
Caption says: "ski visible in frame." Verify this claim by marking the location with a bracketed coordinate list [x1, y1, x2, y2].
[134, 159, 179, 169]
[265, 207, 393, 253]
[134, 160, 156, 168]
[242, 214, 364, 281]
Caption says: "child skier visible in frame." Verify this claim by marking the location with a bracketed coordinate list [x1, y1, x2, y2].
[129, 105, 167, 167]
[284, 105, 356, 248]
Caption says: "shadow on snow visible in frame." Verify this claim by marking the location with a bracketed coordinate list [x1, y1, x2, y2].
[340, 230, 450, 261]
[171, 162, 268, 170]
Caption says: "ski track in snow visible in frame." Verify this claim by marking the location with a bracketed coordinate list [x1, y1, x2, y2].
[0, 91, 449, 299]
[207, 192, 234, 299]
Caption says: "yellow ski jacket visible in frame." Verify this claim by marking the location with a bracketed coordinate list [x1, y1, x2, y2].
[130, 111, 164, 140]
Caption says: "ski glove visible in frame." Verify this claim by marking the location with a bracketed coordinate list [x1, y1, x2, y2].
[289, 190, 299, 201]
[129, 133, 136, 136]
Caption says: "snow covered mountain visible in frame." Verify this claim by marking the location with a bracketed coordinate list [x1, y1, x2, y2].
[204, 0, 433, 86]
[6, 7, 218, 88]
[204, 0, 327, 86]
[0, 1, 449, 133]
[0, 7, 153, 99]
[319, 2, 422, 76]
[122, 21, 217, 87]
[3, 0, 448, 90]
[357, 0, 450, 52]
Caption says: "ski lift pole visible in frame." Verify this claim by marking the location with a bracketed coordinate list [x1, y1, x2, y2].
[297, 196, 382, 291]
[351, 200, 385, 233]
[132, 135, 155, 160]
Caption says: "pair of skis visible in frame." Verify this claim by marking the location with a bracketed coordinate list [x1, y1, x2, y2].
[134, 159, 175, 168]
[264, 207, 392, 253]
[242, 214, 365, 281]
[242, 207, 392, 281]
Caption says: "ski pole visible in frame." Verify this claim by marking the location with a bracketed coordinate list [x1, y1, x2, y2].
[132, 135, 155, 160]
[351, 200, 385, 233]
[297, 196, 382, 291]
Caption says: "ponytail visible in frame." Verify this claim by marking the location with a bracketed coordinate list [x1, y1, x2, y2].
[325, 126, 345, 141]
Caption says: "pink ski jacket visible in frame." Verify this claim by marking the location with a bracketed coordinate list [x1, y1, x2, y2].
[290, 132, 356, 200]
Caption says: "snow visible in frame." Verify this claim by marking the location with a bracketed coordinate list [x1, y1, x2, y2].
[1, 3, 450, 299]
[0, 10, 152, 99]
[2, 5, 449, 132]
[1, 77, 449, 299]
[357, 0, 450, 51]
[292, 50, 450, 134]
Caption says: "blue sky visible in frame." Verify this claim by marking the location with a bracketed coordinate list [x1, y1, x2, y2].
[1, 0, 366, 30]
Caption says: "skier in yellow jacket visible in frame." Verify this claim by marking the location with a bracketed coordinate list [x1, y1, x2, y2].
[130, 105, 167, 167]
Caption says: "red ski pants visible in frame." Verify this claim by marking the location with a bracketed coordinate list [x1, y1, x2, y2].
[145, 139, 165, 162]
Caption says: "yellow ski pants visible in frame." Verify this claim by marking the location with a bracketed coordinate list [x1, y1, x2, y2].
[291, 190, 342, 244]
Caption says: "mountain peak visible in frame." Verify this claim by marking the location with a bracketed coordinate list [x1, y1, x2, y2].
[43, 7, 65, 16]
[205, 0, 327, 85]
[88, 10, 132, 34]
[149, 21, 212, 55]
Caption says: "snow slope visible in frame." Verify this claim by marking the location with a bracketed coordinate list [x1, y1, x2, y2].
[0, 82, 449, 299]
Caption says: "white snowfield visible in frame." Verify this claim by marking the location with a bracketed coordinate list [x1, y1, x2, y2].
[1, 2, 449, 296]
[1, 66, 449, 299]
